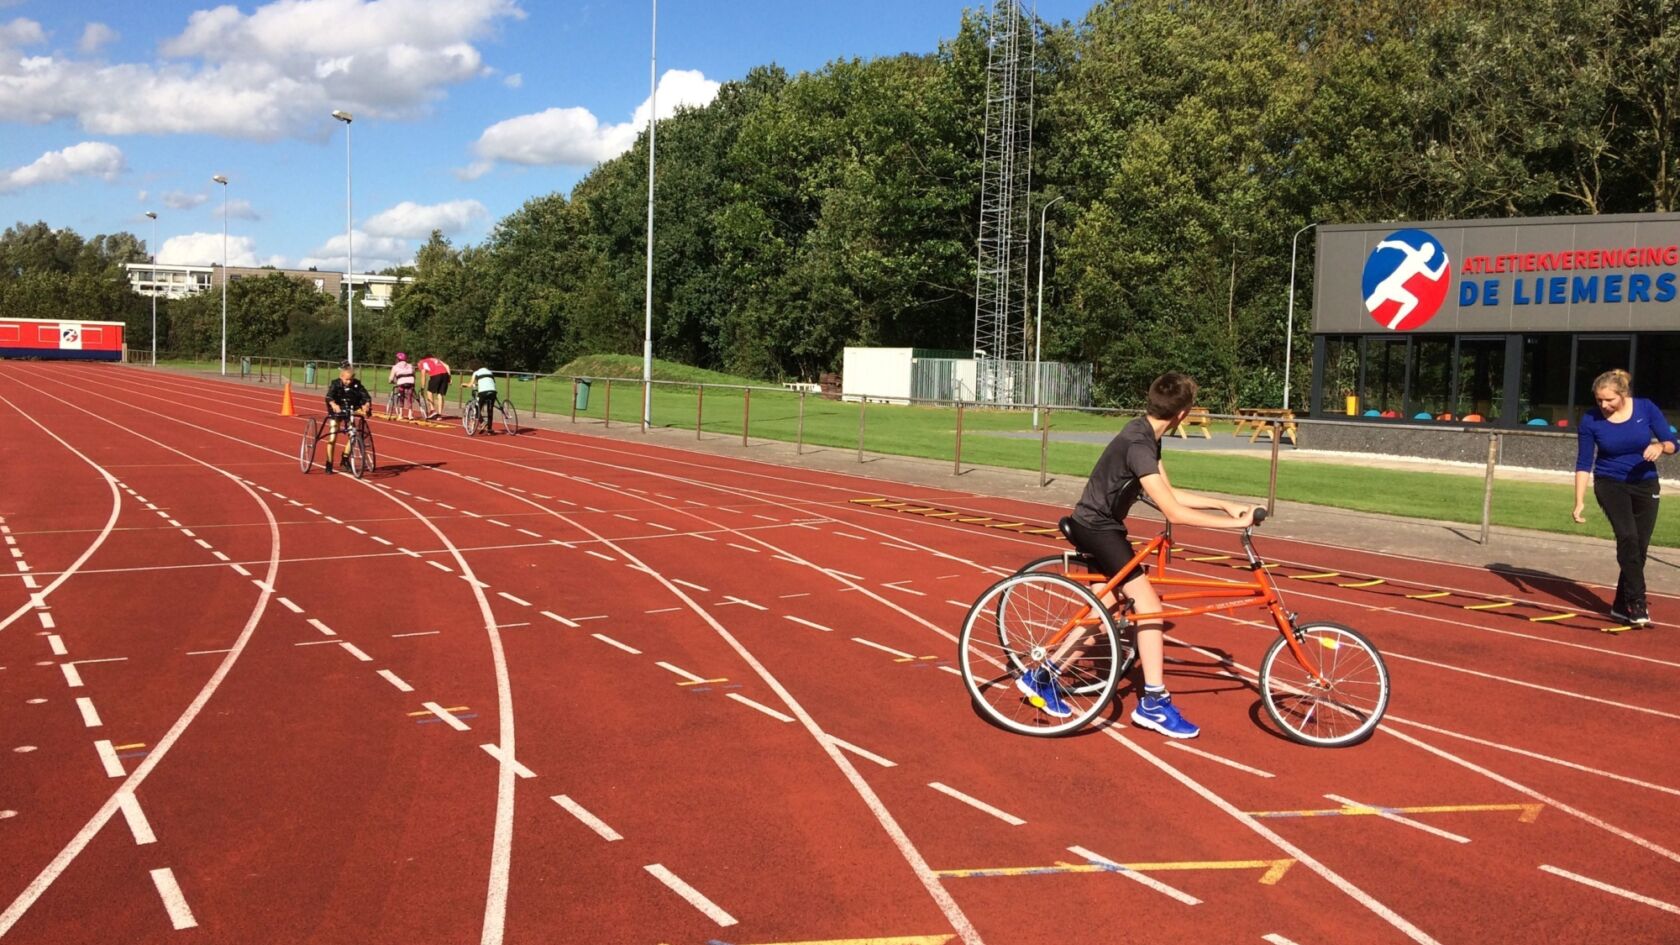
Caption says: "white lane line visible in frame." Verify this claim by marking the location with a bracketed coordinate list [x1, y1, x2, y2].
[726, 543, 760, 554]
[928, 782, 1025, 826]
[784, 615, 835, 633]
[185, 649, 233, 656]
[946, 599, 969, 609]
[398, 547, 423, 558]
[1067, 845, 1201, 906]
[36, 611, 55, 630]
[20, 574, 36, 588]
[276, 596, 304, 614]
[834, 531, 868, 541]
[673, 579, 709, 592]
[324, 516, 344, 525]
[118, 792, 155, 845]
[720, 595, 767, 611]
[655, 662, 711, 684]
[1263, 935, 1303, 945]
[517, 528, 543, 538]
[938, 665, 964, 677]
[230, 563, 251, 576]
[211, 551, 230, 562]
[1163, 742, 1276, 778]
[165, 520, 181, 528]
[427, 560, 453, 573]
[46, 635, 67, 656]
[1384, 650, 1680, 720]
[827, 568, 864, 581]
[647, 522, 676, 531]
[614, 514, 637, 522]
[644, 607, 681, 615]
[435, 503, 455, 510]
[340, 642, 373, 662]
[541, 611, 580, 628]
[479, 743, 536, 778]
[689, 533, 717, 542]
[752, 513, 777, 522]
[94, 740, 125, 777]
[1538, 864, 1680, 915]
[149, 868, 197, 930]
[585, 551, 615, 562]
[779, 592, 810, 599]
[882, 581, 926, 597]
[15, 560, 31, 572]
[392, 631, 440, 638]
[726, 693, 795, 723]
[591, 633, 641, 655]
[371, 536, 394, 546]
[306, 507, 323, 516]
[881, 542, 917, 552]
[60, 663, 84, 688]
[488, 519, 511, 528]
[1383, 715, 1680, 798]
[423, 701, 471, 732]
[1323, 794, 1470, 845]
[294, 640, 341, 647]
[378, 670, 414, 692]
[644, 864, 738, 927]
[75, 697, 102, 728]
[306, 618, 337, 637]
[496, 591, 531, 607]
[828, 737, 896, 768]
[347, 525, 367, 535]
[852, 636, 916, 660]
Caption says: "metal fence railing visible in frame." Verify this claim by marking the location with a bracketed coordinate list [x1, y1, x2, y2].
[138, 353, 1678, 548]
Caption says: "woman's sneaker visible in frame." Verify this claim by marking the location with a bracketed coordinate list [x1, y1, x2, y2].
[1131, 692, 1199, 739]
[1016, 664, 1073, 719]
[1610, 600, 1638, 625]
[1629, 599, 1652, 627]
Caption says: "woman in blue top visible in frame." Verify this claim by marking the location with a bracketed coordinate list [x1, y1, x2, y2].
[1572, 369, 1676, 626]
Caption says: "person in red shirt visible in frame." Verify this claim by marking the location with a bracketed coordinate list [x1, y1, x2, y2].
[417, 355, 450, 419]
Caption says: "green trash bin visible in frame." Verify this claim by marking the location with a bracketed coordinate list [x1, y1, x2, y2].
[304, 361, 317, 385]
[240, 356, 251, 377]
[574, 379, 591, 410]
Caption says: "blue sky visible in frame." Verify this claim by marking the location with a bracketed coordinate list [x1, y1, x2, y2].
[0, 0, 1087, 272]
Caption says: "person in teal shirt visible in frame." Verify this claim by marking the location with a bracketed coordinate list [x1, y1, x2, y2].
[472, 366, 499, 431]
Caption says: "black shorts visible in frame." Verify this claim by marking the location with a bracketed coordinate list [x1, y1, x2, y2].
[426, 374, 450, 395]
[1064, 517, 1145, 586]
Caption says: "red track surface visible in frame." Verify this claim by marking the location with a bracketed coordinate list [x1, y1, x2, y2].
[2, 362, 1678, 945]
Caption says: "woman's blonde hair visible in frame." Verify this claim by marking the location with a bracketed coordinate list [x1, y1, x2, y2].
[1592, 368, 1632, 398]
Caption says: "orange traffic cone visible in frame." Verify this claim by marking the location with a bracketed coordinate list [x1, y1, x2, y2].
[278, 381, 296, 417]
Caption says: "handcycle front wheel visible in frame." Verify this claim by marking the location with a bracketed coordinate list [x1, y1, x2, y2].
[298, 417, 319, 473]
[960, 571, 1122, 737]
[498, 399, 519, 435]
[1260, 621, 1390, 747]
[1012, 553, 1137, 694]
[462, 404, 479, 436]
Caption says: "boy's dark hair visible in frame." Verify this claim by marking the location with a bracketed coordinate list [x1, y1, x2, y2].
[1145, 372, 1197, 419]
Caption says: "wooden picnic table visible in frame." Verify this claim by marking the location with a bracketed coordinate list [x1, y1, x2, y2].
[1233, 407, 1298, 445]
[1165, 406, 1213, 439]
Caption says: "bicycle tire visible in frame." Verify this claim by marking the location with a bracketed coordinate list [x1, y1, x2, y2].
[462, 404, 478, 436]
[1260, 621, 1390, 747]
[298, 417, 318, 473]
[499, 399, 519, 435]
[386, 390, 399, 417]
[959, 571, 1121, 737]
[360, 420, 377, 473]
[1010, 553, 1135, 694]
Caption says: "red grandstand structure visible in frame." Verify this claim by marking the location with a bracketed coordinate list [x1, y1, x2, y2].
[0, 317, 125, 361]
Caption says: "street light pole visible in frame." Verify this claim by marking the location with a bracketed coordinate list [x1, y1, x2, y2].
[144, 211, 157, 366]
[212, 174, 228, 375]
[641, 0, 658, 430]
[1283, 221, 1317, 412]
[333, 110, 354, 364]
[1033, 195, 1064, 429]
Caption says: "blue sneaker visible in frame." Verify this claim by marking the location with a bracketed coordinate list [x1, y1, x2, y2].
[1131, 691, 1199, 739]
[1016, 664, 1073, 719]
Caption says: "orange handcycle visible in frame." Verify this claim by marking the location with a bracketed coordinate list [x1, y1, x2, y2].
[958, 504, 1390, 746]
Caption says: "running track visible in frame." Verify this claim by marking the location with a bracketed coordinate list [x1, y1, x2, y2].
[1, 362, 1677, 945]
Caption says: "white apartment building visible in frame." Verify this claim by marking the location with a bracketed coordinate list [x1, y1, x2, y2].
[124, 263, 410, 309]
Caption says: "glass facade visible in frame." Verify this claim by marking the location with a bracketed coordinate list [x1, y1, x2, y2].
[1312, 331, 1680, 428]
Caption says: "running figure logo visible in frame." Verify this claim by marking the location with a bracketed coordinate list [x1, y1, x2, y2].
[1360, 229, 1451, 330]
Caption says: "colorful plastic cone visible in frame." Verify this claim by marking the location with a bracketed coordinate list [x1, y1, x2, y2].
[279, 381, 296, 417]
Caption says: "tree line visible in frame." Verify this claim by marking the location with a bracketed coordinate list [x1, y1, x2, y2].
[6, 0, 1677, 409]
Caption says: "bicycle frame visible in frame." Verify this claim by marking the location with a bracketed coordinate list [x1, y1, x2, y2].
[1045, 523, 1329, 685]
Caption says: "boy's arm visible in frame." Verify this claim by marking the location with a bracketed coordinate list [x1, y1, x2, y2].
[1156, 461, 1250, 517]
[1140, 471, 1252, 529]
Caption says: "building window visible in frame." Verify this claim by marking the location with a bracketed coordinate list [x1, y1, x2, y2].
[1322, 335, 1360, 414]
[1361, 338, 1408, 415]
[1633, 333, 1680, 432]
[1454, 337, 1505, 421]
[1408, 338, 1452, 418]
[1520, 335, 1572, 425]
[1574, 335, 1633, 412]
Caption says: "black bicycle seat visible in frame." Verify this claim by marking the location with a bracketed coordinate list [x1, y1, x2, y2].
[1058, 516, 1076, 542]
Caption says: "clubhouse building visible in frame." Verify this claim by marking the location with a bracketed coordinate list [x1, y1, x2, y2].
[1308, 212, 1680, 431]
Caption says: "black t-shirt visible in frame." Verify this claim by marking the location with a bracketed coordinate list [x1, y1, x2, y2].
[1071, 416, 1161, 531]
[325, 377, 370, 412]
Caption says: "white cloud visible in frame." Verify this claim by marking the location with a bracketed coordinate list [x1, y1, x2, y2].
[162, 190, 208, 210]
[465, 68, 719, 173]
[78, 22, 117, 54]
[137, 188, 149, 202]
[362, 199, 486, 238]
[226, 198, 261, 220]
[0, 1, 523, 140]
[502, 72, 521, 89]
[298, 229, 411, 273]
[158, 232, 277, 267]
[0, 141, 124, 193]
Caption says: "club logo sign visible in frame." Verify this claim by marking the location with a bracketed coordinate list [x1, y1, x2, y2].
[59, 324, 82, 349]
[1361, 229, 1452, 331]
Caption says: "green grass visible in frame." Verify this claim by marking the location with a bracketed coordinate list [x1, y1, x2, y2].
[149, 355, 1677, 547]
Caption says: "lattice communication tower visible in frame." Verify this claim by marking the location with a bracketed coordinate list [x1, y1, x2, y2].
[971, 0, 1035, 405]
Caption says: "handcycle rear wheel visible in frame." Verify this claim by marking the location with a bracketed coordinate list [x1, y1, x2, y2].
[1012, 554, 1137, 694]
[960, 571, 1121, 737]
[498, 399, 519, 435]
[462, 403, 479, 436]
[1260, 621, 1390, 747]
[358, 419, 376, 474]
[298, 417, 318, 473]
